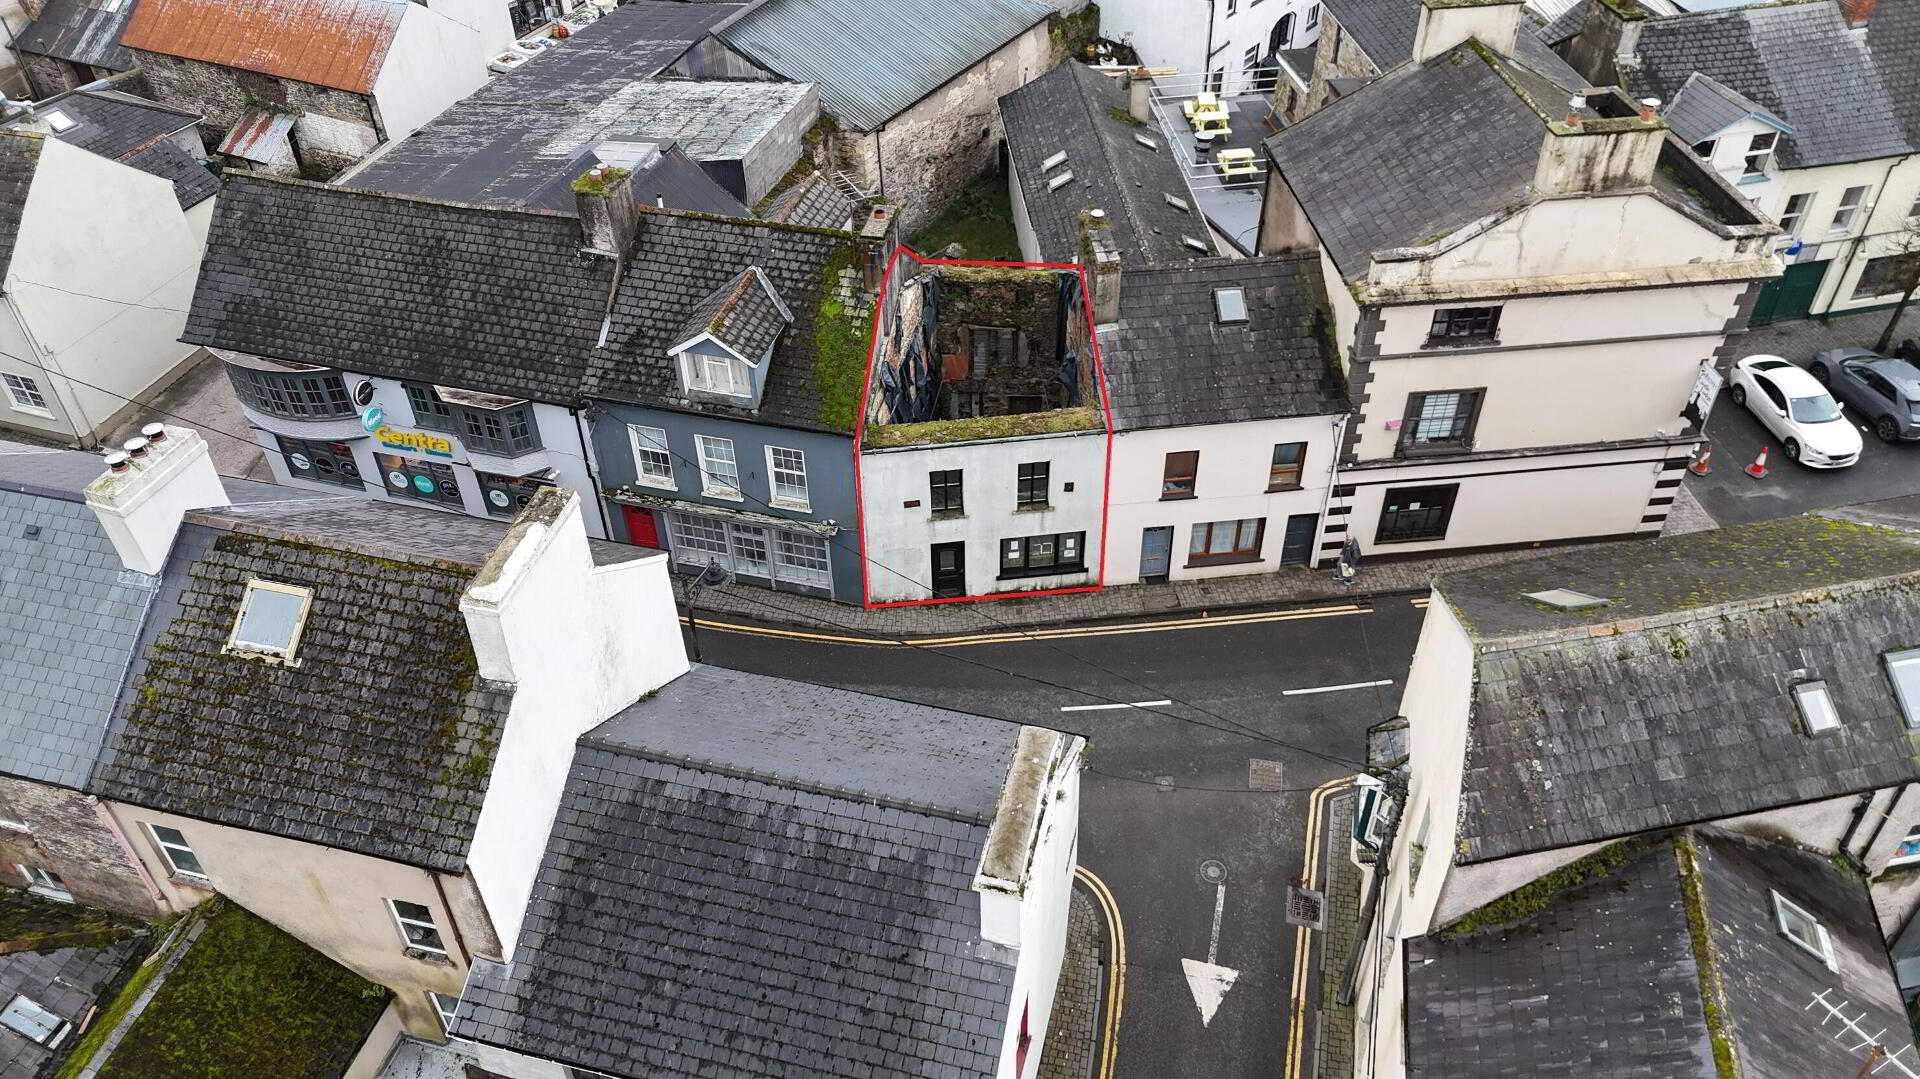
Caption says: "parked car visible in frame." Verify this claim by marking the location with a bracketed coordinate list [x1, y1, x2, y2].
[1808, 348, 1920, 442]
[1729, 355, 1862, 468]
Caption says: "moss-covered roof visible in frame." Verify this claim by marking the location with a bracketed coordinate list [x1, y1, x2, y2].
[0, 886, 140, 953]
[57, 899, 388, 1079]
[862, 405, 1100, 448]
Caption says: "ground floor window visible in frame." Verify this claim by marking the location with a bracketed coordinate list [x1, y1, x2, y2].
[1376, 484, 1459, 544]
[376, 454, 463, 508]
[477, 472, 552, 518]
[15, 864, 68, 902]
[1852, 253, 1920, 300]
[667, 514, 832, 590]
[773, 532, 831, 587]
[1000, 532, 1085, 578]
[1189, 518, 1265, 564]
[278, 436, 362, 489]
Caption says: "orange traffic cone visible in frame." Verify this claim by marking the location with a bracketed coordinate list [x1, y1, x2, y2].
[1689, 446, 1713, 475]
[1745, 447, 1769, 479]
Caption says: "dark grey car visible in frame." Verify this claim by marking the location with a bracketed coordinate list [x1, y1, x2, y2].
[1808, 348, 1920, 442]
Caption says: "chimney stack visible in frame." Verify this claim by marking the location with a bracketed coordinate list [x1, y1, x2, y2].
[575, 165, 641, 260]
[1080, 212, 1123, 326]
[1411, 0, 1524, 63]
[84, 425, 227, 575]
[1128, 68, 1153, 124]
[1840, 0, 1876, 26]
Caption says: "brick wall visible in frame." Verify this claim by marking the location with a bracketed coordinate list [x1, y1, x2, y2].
[131, 51, 379, 157]
[0, 779, 164, 919]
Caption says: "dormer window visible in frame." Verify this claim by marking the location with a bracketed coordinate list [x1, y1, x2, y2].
[1691, 138, 1717, 159]
[670, 267, 791, 407]
[1743, 132, 1777, 177]
[225, 580, 313, 664]
[689, 352, 750, 397]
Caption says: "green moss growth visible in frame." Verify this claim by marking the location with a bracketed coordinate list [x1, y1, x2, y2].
[69, 900, 388, 1079]
[753, 116, 843, 216]
[569, 166, 630, 195]
[865, 406, 1099, 448]
[0, 887, 139, 953]
[1107, 105, 1142, 126]
[1676, 835, 1739, 1079]
[1439, 839, 1639, 937]
[812, 244, 871, 432]
[907, 170, 1020, 261]
[1049, 3, 1102, 60]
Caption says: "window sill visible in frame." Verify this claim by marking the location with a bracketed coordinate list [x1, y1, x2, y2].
[998, 565, 1087, 581]
[1266, 483, 1303, 494]
[8, 406, 54, 419]
[1375, 534, 1448, 546]
[1185, 552, 1264, 568]
[1394, 445, 1471, 460]
[1015, 503, 1053, 513]
[930, 510, 966, 521]
[169, 872, 213, 890]
[633, 478, 677, 493]
[702, 489, 745, 502]
[1420, 337, 1497, 350]
[1159, 492, 1196, 501]
[1737, 173, 1768, 185]
[26, 886, 73, 904]
[404, 948, 454, 966]
[769, 498, 812, 513]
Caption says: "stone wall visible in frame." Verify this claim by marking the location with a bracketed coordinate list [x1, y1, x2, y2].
[131, 51, 379, 158]
[1298, 11, 1381, 119]
[932, 267, 1068, 417]
[0, 778, 164, 919]
[19, 52, 93, 100]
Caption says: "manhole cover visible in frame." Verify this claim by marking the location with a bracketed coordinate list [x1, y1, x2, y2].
[1287, 886, 1326, 930]
[1248, 758, 1285, 791]
[1199, 859, 1228, 885]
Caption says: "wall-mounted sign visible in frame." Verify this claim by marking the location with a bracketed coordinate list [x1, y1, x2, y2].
[374, 424, 453, 458]
[360, 405, 386, 433]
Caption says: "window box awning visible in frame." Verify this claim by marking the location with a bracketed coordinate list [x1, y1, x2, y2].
[609, 487, 840, 536]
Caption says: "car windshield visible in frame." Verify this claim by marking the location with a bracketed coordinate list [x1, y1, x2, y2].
[1790, 394, 1843, 423]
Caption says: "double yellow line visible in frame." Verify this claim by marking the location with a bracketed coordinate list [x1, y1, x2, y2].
[1075, 865, 1127, 1079]
[678, 602, 1370, 649]
[1286, 777, 1358, 1079]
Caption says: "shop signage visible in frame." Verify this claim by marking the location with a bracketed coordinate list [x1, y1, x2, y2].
[374, 425, 454, 458]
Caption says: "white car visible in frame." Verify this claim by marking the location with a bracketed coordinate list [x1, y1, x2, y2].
[1729, 355, 1862, 469]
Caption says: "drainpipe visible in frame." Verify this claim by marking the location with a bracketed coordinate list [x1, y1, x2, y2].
[1203, 0, 1218, 88]
[2, 293, 94, 445]
[87, 797, 167, 912]
[572, 403, 612, 539]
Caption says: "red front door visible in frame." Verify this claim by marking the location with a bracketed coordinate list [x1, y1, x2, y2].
[622, 505, 661, 548]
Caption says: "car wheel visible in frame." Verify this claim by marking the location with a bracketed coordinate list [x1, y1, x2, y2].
[1731, 384, 1747, 405]
[1784, 438, 1801, 462]
[1878, 416, 1901, 443]
[1811, 363, 1831, 385]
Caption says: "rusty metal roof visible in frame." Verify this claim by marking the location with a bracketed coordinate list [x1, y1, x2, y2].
[217, 108, 297, 162]
[122, 0, 407, 95]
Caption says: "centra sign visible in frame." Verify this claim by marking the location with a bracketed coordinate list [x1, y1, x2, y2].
[375, 425, 454, 458]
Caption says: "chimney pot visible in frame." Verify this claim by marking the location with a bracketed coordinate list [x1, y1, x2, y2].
[85, 427, 228, 575]
[141, 422, 167, 443]
[104, 451, 130, 473]
[123, 437, 149, 459]
[1566, 96, 1586, 127]
[1840, 0, 1876, 27]
[1638, 97, 1660, 122]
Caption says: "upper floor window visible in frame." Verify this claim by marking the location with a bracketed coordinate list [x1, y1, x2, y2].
[1777, 192, 1812, 236]
[2, 373, 50, 417]
[696, 435, 741, 499]
[1426, 306, 1500, 346]
[1399, 389, 1483, 455]
[930, 469, 964, 513]
[1017, 462, 1050, 507]
[628, 425, 674, 489]
[387, 899, 447, 956]
[15, 864, 68, 902]
[1306, 3, 1320, 26]
[404, 383, 456, 432]
[1830, 185, 1871, 232]
[1742, 132, 1777, 177]
[1691, 138, 1717, 159]
[1891, 825, 1920, 867]
[1269, 442, 1307, 490]
[970, 327, 1016, 377]
[145, 824, 208, 880]
[1162, 451, 1198, 499]
[767, 446, 809, 510]
[687, 352, 750, 398]
[404, 384, 540, 456]
[229, 366, 354, 420]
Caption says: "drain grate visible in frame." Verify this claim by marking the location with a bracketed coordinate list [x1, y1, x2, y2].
[1286, 886, 1326, 930]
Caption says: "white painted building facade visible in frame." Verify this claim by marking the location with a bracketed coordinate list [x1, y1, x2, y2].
[225, 355, 607, 538]
[0, 133, 211, 446]
[1098, 0, 1323, 94]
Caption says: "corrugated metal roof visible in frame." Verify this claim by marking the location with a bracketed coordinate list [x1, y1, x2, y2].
[217, 108, 296, 162]
[714, 0, 1052, 130]
[121, 0, 407, 95]
[13, 0, 136, 70]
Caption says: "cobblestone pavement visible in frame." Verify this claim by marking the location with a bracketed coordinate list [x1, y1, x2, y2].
[1040, 888, 1104, 1079]
[1314, 791, 1361, 1079]
[1734, 301, 1920, 362]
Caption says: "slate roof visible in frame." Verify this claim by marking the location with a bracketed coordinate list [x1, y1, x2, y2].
[12, 0, 135, 69]
[346, 70, 805, 209]
[1536, 0, 1588, 44]
[1630, 1, 1916, 169]
[120, 0, 406, 94]
[711, 0, 1052, 130]
[673, 266, 792, 359]
[0, 933, 144, 1077]
[454, 665, 1026, 1079]
[1409, 829, 1913, 1078]
[1102, 254, 1347, 430]
[1867, 0, 1920, 150]
[1000, 62, 1208, 267]
[761, 171, 853, 229]
[0, 134, 44, 285]
[92, 498, 517, 872]
[1436, 515, 1920, 863]
[37, 90, 218, 209]
[1322, 0, 1420, 67]
[1662, 70, 1792, 146]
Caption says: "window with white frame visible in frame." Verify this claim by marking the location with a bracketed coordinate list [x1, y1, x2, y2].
[688, 352, 749, 397]
[16, 865, 68, 901]
[1885, 647, 1920, 727]
[767, 447, 809, 509]
[1742, 132, 1777, 176]
[387, 899, 447, 955]
[225, 580, 313, 663]
[772, 531, 831, 588]
[1771, 891, 1835, 968]
[668, 515, 730, 566]
[145, 824, 207, 880]
[1306, 2, 1320, 25]
[2, 373, 50, 416]
[1830, 185, 1870, 232]
[627, 425, 674, 489]
[430, 992, 460, 1034]
[1691, 138, 1717, 160]
[1891, 826, 1920, 866]
[0, 995, 66, 1046]
[694, 435, 741, 498]
[1777, 192, 1812, 236]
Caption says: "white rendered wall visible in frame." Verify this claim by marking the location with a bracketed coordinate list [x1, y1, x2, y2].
[1099, 0, 1319, 92]
[370, 0, 511, 140]
[859, 430, 1106, 603]
[992, 738, 1084, 1079]
[460, 494, 689, 956]
[1105, 415, 1337, 584]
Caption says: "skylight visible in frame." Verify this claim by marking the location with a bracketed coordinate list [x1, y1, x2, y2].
[1134, 133, 1158, 151]
[1791, 680, 1840, 734]
[1885, 648, 1920, 727]
[1165, 193, 1190, 212]
[226, 579, 313, 663]
[1522, 588, 1611, 611]
[1214, 287, 1247, 323]
[1182, 236, 1209, 252]
[1041, 151, 1068, 171]
[1047, 171, 1075, 192]
[1771, 891, 1836, 969]
[42, 111, 73, 133]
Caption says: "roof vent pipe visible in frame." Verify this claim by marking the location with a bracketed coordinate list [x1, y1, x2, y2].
[122, 437, 150, 460]
[104, 452, 130, 473]
[141, 422, 167, 444]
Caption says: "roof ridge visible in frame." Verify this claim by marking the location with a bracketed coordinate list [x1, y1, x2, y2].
[226, 170, 581, 223]
[184, 505, 496, 574]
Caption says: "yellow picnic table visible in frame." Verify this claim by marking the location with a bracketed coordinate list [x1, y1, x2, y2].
[1180, 91, 1220, 123]
[1215, 148, 1258, 177]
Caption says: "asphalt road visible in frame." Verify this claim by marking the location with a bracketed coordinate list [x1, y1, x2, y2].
[1691, 385, 1920, 525]
[690, 596, 1426, 1079]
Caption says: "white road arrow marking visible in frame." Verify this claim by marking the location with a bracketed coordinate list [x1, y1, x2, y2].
[1185, 881, 1240, 1027]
